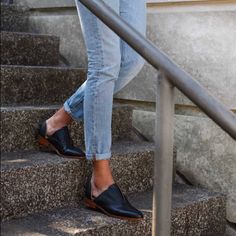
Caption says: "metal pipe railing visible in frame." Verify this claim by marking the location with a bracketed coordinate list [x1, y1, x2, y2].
[78, 0, 236, 235]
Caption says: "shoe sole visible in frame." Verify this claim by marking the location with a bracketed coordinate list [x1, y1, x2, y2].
[84, 197, 144, 221]
[38, 135, 85, 160]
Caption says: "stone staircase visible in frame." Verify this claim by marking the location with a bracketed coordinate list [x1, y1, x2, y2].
[0, 3, 227, 235]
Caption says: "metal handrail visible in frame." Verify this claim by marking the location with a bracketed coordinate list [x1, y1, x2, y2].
[79, 0, 236, 140]
[78, 0, 236, 235]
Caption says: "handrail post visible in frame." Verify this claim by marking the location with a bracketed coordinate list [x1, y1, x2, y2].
[153, 71, 175, 236]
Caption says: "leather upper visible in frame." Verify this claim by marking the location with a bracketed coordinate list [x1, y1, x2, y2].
[39, 121, 85, 157]
[85, 177, 144, 219]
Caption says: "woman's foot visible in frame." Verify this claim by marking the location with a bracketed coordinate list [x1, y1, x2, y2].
[38, 107, 86, 159]
[84, 160, 144, 220]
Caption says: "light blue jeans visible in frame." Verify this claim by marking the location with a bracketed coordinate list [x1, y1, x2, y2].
[64, 0, 147, 160]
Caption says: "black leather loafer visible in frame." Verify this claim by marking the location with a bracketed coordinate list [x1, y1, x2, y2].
[84, 177, 144, 220]
[38, 120, 86, 159]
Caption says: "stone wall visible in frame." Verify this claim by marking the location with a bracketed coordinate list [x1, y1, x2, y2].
[15, 0, 236, 223]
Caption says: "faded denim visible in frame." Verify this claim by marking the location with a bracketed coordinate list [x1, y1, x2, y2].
[64, 0, 147, 160]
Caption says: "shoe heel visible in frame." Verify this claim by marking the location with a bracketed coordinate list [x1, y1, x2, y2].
[38, 136, 50, 148]
[84, 198, 97, 209]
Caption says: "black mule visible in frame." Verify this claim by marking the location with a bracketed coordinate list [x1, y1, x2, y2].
[84, 177, 144, 220]
[38, 120, 86, 159]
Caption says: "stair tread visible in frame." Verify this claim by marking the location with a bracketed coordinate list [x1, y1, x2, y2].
[1, 64, 86, 69]
[1, 30, 59, 39]
[0, 102, 130, 111]
[1, 184, 225, 236]
[1, 140, 155, 171]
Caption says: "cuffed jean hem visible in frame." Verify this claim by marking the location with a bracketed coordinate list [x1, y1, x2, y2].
[63, 101, 83, 122]
[86, 152, 111, 161]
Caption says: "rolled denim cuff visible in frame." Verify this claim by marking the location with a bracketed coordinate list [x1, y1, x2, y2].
[63, 100, 83, 122]
[85, 151, 112, 161]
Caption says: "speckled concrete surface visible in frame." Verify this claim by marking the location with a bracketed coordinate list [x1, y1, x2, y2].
[1, 65, 86, 106]
[225, 223, 236, 236]
[0, 4, 29, 32]
[1, 140, 155, 221]
[1, 184, 226, 236]
[0, 104, 133, 152]
[1, 31, 59, 66]
[133, 109, 236, 223]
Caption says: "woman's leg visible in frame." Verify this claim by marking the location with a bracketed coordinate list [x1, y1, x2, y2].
[46, 0, 146, 197]
[114, 0, 146, 93]
[63, 0, 146, 122]
[76, 0, 121, 196]
[77, 0, 121, 160]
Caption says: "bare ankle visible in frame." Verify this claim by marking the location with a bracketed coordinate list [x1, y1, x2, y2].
[91, 178, 114, 198]
[45, 119, 57, 136]
[87, 160, 115, 197]
[45, 107, 72, 136]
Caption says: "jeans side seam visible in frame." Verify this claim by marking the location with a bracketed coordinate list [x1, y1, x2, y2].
[91, 17, 105, 159]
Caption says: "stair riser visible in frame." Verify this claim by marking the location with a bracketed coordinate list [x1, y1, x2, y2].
[1, 32, 59, 66]
[0, 150, 154, 221]
[1, 4, 29, 32]
[78, 198, 226, 236]
[0, 185, 226, 235]
[89, 191, 226, 236]
[1, 66, 86, 106]
[0, 106, 133, 152]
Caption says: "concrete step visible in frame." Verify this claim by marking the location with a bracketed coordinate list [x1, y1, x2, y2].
[1, 184, 226, 236]
[1, 140, 155, 221]
[225, 223, 236, 236]
[1, 31, 59, 66]
[0, 3, 29, 32]
[1, 65, 86, 106]
[0, 104, 133, 152]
